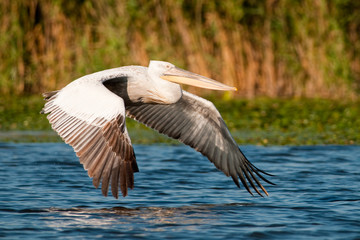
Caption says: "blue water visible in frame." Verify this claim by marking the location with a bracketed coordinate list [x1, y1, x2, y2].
[0, 143, 359, 239]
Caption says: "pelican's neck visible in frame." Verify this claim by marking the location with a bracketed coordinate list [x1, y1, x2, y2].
[146, 68, 182, 104]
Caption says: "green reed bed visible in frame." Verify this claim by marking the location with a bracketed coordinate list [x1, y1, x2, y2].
[1, 95, 359, 145]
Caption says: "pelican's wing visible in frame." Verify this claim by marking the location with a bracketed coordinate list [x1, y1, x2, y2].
[126, 91, 273, 196]
[41, 81, 138, 198]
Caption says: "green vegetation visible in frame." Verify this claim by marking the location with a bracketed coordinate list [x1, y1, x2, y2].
[1, 95, 359, 145]
[1, 1, 359, 145]
[0, 0, 359, 98]
[212, 97, 360, 145]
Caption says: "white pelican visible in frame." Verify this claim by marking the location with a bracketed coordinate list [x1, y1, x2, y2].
[41, 60, 273, 198]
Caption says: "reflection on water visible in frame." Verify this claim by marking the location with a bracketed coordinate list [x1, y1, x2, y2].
[44, 205, 214, 229]
[42, 203, 257, 236]
[0, 143, 360, 239]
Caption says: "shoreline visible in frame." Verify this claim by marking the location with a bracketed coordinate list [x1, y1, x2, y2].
[1, 95, 359, 145]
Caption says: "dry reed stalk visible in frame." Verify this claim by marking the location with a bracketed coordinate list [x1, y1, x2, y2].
[0, 0, 357, 99]
[171, 4, 211, 95]
[209, 13, 237, 91]
[243, 36, 259, 98]
[130, 31, 149, 66]
[263, 0, 277, 97]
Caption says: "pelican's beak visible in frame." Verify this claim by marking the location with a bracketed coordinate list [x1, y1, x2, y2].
[161, 67, 237, 91]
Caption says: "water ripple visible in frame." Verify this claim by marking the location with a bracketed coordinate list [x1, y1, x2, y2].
[0, 143, 359, 239]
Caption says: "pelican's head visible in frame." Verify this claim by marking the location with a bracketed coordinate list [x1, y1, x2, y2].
[148, 60, 237, 91]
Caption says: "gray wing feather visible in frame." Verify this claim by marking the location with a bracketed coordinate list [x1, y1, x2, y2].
[42, 90, 138, 199]
[126, 91, 273, 196]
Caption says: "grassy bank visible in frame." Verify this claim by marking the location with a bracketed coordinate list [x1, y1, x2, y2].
[1, 95, 359, 145]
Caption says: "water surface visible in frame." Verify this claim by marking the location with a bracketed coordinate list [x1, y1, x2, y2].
[0, 143, 359, 239]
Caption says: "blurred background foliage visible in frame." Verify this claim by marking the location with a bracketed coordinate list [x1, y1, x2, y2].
[0, 0, 359, 144]
[0, 0, 359, 98]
